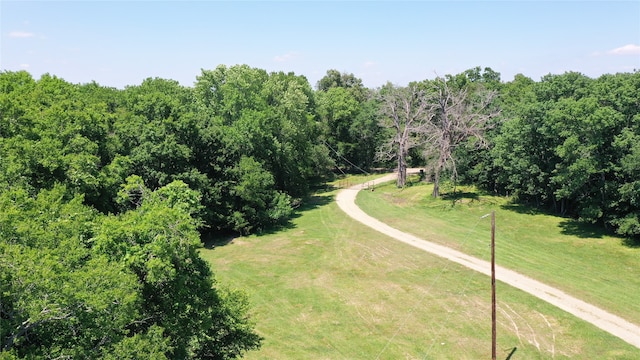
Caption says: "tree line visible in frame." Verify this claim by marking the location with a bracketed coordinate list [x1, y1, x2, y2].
[462, 70, 640, 240]
[1, 65, 638, 358]
[317, 67, 640, 240]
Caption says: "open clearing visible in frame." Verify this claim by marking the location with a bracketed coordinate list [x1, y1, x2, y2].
[341, 172, 640, 350]
[201, 175, 640, 359]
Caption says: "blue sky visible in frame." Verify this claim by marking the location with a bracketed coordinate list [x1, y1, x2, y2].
[1, 1, 639, 89]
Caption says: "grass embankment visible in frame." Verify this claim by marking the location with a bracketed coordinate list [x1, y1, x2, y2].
[357, 177, 640, 328]
[200, 177, 639, 359]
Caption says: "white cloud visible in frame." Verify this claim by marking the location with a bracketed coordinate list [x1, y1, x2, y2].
[9, 31, 35, 38]
[273, 51, 299, 63]
[607, 44, 640, 55]
[19, 64, 30, 69]
[363, 61, 376, 68]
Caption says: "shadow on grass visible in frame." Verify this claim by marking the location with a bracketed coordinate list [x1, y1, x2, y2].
[202, 193, 334, 249]
[440, 191, 480, 205]
[202, 232, 237, 249]
[557, 219, 608, 239]
[276, 193, 334, 228]
[501, 202, 607, 238]
[558, 218, 639, 248]
[621, 236, 640, 248]
[309, 182, 338, 194]
[297, 193, 334, 211]
[501, 202, 640, 247]
[500, 202, 553, 216]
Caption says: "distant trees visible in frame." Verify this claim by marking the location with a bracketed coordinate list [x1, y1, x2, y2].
[316, 69, 368, 102]
[376, 69, 500, 191]
[193, 65, 329, 232]
[0, 67, 331, 235]
[373, 68, 640, 240]
[0, 65, 343, 358]
[2, 65, 640, 359]
[423, 75, 500, 197]
[0, 66, 335, 359]
[315, 70, 379, 171]
[376, 83, 435, 187]
[472, 71, 640, 239]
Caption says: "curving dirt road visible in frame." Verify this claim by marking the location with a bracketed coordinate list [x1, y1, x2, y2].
[336, 172, 640, 349]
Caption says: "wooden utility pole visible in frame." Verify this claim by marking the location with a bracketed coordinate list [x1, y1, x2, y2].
[491, 211, 496, 360]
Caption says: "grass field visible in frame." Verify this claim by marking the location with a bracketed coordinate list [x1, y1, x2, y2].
[357, 176, 640, 327]
[200, 176, 640, 359]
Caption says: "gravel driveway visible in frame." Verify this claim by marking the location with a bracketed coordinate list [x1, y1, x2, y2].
[336, 172, 640, 349]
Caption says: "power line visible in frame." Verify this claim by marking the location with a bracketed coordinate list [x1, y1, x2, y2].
[323, 140, 370, 176]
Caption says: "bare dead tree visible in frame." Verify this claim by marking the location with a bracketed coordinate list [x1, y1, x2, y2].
[424, 76, 500, 197]
[376, 84, 436, 187]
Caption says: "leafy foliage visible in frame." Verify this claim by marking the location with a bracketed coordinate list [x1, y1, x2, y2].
[0, 186, 140, 358]
[316, 70, 379, 171]
[2, 65, 639, 359]
[1, 183, 261, 359]
[95, 181, 262, 358]
[469, 71, 640, 239]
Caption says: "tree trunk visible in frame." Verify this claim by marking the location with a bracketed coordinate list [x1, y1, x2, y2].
[432, 153, 446, 198]
[432, 168, 440, 197]
[397, 152, 407, 187]
[452, 174, 457, 199]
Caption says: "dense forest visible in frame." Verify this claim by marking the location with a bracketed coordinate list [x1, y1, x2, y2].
[1, 65, 638, 358]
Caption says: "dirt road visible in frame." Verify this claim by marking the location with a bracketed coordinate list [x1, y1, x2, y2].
[336, 172, 640, 349]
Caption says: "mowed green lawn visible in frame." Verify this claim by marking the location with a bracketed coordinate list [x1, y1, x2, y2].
[200, 177, 640, 359]
[357, 176, 640, 328]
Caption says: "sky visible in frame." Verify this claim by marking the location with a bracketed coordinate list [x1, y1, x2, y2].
[1, 1, 639, 89]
